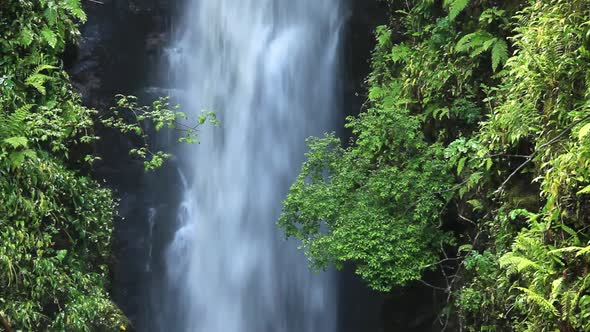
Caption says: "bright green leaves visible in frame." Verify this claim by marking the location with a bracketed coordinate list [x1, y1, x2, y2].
[490, 39, 509, 72]
[55, 249, 68, 262]
[347, 0, 590, 330]
[64, 0, 87, 23]
[453, 1, 590, 330]
[0, 158, 125, 331]
[279, 132, 453, 291]
[40, 27, 57, 48]
[578, 122, 590, 140]
[1, 137, 36, 168]
[3, 137, 28, 149]
[444, 0, 470, 21]
[456, 31, 509, 71]
[375, 25, 392, 47]
[25, 64, 56, 95]
[102, 94, 218, 171]
[0, 106, 37, 168]
[280, 18, 457, 287]
[0, 1, 125, 330]
[19, 28, 34, 47]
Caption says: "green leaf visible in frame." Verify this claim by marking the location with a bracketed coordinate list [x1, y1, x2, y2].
[56, 250, 68, 262]
[491, 39, 509, 72]
[458, 244, 473, 252]
[577, 185, 590, 195]
[578, 123, 590, 140]
[515, 287, 559, 316]
[576, 245, 590, 257]
[19, 28, 33, 47]
[9, 151, 26, 168]
[66, 0, 87, 22]
[41, 27, 57, 48]
[446, 0, 470, 21]
[457, 157, 467, 174]
[467, 199, 484, 211]
[3, 137, 28, 149]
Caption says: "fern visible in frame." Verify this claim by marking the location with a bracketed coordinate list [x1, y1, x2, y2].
[550, 277, 565, 300]
[499, 252, 541, 273]
[65, 0, 87, 22]
[456, 31, 508, 72]
[516, 287, 559, 316]
[549, 245, 590, 258]
[0, 104, 33, 139]
[457, 31, 494, 52]
[576, 245, 590, 257]
[444, 0, 470, 21]
[3, 137, 29, 149]
[25, 64, 56, 95]
[40, 26, 57, 48]
[19, 28, 33, 47]
[491, 39, 509, 72]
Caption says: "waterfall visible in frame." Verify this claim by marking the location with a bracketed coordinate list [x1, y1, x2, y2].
[157, 1, 345, 331]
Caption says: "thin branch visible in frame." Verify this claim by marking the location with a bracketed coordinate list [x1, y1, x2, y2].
[0, 313, 13, 332]
[495, 113, 590, 193]
[458, 213, 476, 225]
[468, 153, 529, 162]
[418, 279, 447, 291]
[423, 257, 463, 269]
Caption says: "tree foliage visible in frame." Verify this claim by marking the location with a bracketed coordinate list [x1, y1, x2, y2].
[0, 0, 126, 330]
[282, 0, 590, 330]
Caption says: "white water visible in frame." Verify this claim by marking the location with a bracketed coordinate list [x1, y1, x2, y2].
[162, 1, 345, 331]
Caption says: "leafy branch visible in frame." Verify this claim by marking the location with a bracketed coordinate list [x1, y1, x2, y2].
[101, 94, 217, 171]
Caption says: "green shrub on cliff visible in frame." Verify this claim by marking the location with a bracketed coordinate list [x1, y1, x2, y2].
[0, 0, 126, 330]
[281, 0, 590, 330]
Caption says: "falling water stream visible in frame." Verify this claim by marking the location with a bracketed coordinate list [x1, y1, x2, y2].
[154, 1, 346, 331]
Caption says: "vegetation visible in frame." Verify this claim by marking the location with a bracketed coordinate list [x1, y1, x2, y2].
[0, 0, 130, 330]
[0, 1, 214, 330]
[280, 0, 590, 330]
[3, 0, 590, 330]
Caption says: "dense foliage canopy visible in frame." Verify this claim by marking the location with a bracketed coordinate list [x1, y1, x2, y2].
[280, 0, 590, 330]
[0, 0, 126, 330]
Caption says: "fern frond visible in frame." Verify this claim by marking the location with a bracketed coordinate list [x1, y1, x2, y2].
[3, 137, 29, 149]
[561, 289, 579, 320]
[26, 74, 50, 95]
[456, 31, 493, 52]
[66, 0, 87, 22]
[25, 65, 55, 95]
[550, 277, 565, 300]
[0, 105, 32, 163]
[0, 105, 33, 138]
[40, 27, 57, 48]
[32, 64, 57, 75]
[499, 252, 541, 273]
[491, 39, 509, 72]
[575, 245, 590, 257]
[515, 287, 559, 316]
[456, 31, 508, 72]
[445, 0, 470, 20]
[548, 246, 584, 255]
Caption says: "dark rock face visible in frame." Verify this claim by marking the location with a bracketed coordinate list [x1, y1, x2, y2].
[68, 1, 178, 329]
[68, 1, 442, 331]
[343, 0, 389, 121]
[70, 0, 175, 106]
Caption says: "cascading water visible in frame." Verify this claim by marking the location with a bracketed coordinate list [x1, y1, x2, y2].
[156, 1, 345, 331]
